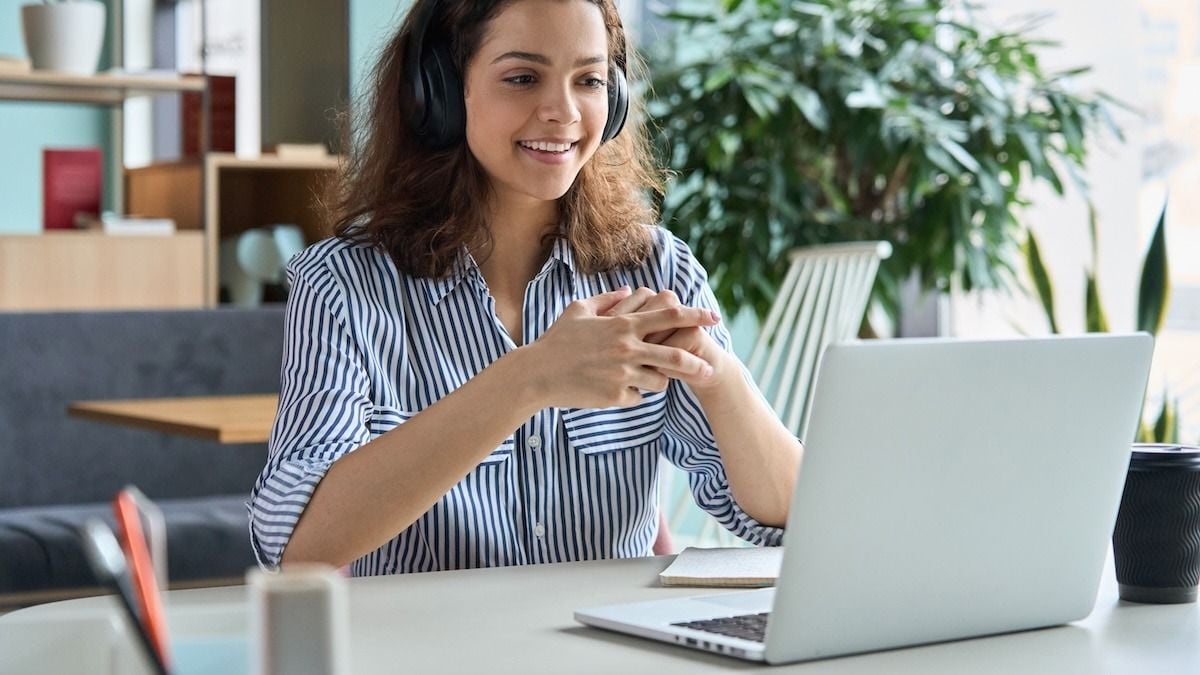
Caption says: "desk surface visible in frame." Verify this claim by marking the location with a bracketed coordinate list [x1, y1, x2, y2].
[67, 394, 278, 444]
[1, 553, 1196, 673]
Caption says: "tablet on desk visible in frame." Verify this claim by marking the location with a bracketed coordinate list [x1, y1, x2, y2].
[79, 518, 170, 675]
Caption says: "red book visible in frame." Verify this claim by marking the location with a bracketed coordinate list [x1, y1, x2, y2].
[183, 74, 236, 158]
[43, 148, 102, 230]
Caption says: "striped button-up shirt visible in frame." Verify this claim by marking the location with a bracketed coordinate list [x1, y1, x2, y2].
[249, 225, 783, 574]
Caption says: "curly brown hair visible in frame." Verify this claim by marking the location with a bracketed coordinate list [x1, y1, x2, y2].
[329, 0, 662, 279]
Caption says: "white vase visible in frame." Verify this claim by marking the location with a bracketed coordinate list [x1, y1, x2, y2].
[20, 2, 107, 75]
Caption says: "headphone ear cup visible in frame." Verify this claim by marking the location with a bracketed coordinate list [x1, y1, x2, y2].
[601, 65, 629, 144]
[420, 42, 466, 148]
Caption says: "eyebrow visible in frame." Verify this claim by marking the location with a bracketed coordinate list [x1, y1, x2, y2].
[490, 51, 606, 67]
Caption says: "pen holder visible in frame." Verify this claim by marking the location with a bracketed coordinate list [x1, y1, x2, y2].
[248, 564, 351, 675]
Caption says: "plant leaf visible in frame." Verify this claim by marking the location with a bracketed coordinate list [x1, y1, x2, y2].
[937, 137, 982, 173]
[1023, 231, 1059, 333]
[846, 78, 886, 109]
[1085, 271, 1109, 333]
[788, 84, 828, 131]
[1150, 395, 1179, 444]
[924, 144, 962, 176]
[1087, 204, 1101, 269]
[1136, 201, 1171, 335]
[703, 65, 735, 92]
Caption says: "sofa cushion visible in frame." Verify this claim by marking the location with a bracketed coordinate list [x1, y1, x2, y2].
[0, 495, 254, 594]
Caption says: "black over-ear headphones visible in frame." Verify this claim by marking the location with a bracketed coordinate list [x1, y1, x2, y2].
[403, 0, 630, 150]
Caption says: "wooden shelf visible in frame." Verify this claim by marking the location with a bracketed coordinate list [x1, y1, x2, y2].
[207, 152, 341, 171]
[0, 70, 206, 105]
[0, 231, 205, 311]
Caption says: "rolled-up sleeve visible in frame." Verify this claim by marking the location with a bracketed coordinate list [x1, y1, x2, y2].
[248, 257, 373, 569]
[657, 230, 785, 547]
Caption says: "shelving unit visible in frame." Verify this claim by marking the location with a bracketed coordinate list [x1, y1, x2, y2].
[126, 152, 341, 306]
[0, 0, 219, 311]
[204, 153, 340, 306]
[0, 3, 341, 310]
[0, 69, 210, 311]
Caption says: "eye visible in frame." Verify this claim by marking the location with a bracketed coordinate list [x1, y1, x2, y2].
[581, 77, 608, 89]
[504, 74, 536, 86]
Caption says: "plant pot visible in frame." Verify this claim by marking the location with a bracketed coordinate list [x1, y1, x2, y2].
[20, 2, 107, 75]
[1112, 444, 1200, 603]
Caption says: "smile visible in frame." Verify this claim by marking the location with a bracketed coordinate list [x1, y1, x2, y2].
[517, 140, 576, 152]
[516, 140, 579, 165]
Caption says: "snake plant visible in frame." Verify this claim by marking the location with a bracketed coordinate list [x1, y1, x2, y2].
[1025, 202, 1180, 443]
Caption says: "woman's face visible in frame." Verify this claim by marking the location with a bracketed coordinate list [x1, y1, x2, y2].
[463, 0, 610, 207]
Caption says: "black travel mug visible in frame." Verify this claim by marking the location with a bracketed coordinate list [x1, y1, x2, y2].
[1112, 444, 1200, 604]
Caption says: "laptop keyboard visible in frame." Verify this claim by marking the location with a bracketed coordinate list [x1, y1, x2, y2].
[672, 612, 770, 643]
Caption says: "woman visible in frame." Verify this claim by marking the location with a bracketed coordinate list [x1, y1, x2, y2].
[249, 0, 802, 574]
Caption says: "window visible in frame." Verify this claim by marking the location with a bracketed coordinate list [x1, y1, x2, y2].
[1137, 0, 1200, 442]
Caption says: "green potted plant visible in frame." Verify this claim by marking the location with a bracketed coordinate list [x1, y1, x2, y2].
[1026, 203, 1182, 443]
[645, 0, 1119, 325]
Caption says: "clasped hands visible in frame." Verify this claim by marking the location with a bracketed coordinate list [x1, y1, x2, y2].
[527, 286, 733, 409]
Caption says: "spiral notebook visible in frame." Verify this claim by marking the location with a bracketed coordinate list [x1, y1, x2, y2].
[658, 546, 783, 588]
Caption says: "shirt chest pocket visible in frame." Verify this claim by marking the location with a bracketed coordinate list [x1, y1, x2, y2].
[561, 390, 668, 455]
[369, 405, 514, 467]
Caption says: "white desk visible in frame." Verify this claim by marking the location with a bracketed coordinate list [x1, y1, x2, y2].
[1, 553, 1196, 673]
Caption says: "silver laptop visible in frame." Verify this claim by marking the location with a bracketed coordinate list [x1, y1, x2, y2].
[576, 334, 1154, 664]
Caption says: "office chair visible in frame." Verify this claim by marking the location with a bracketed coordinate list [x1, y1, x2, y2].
[658, 241, 893, 550]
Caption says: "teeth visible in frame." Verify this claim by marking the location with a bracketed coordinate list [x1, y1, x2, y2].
[519, 140, 573, 153]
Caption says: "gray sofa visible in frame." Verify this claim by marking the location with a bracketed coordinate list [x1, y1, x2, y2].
[0, 308, 285, 605]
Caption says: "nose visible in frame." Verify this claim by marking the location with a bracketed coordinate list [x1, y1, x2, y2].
[537, 81, 581, 126]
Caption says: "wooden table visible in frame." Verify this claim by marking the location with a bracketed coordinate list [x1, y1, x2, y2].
[68, 394, 278, 444]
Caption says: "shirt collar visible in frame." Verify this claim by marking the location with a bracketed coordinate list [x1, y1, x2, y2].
[547, 237, 578, 292]
[420, 248, 475, 306]
[420, 238, 578, 305]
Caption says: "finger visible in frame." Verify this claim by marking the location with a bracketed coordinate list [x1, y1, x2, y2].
[655, 289, 680, 306]
[628, 367, 670, 393]
[660, 326, 706, 348]
[647, 365, 711, 385]
[630, 306, 720, 337]
[657, 327, 715, 359]
[603, 287, 658, 317]
[571, 287, 632, 316]
[644, 329, 676, 345]
[638, 342, 714, 379]
[617, 386, 647, 408]
[643, 290, 683, 344]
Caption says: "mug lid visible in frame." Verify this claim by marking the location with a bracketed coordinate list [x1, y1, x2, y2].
[1130, 443, 1200, 470]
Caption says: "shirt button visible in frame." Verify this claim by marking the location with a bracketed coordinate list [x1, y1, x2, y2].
[528, 434, 541, 450]
[534, 522, 545, 537]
